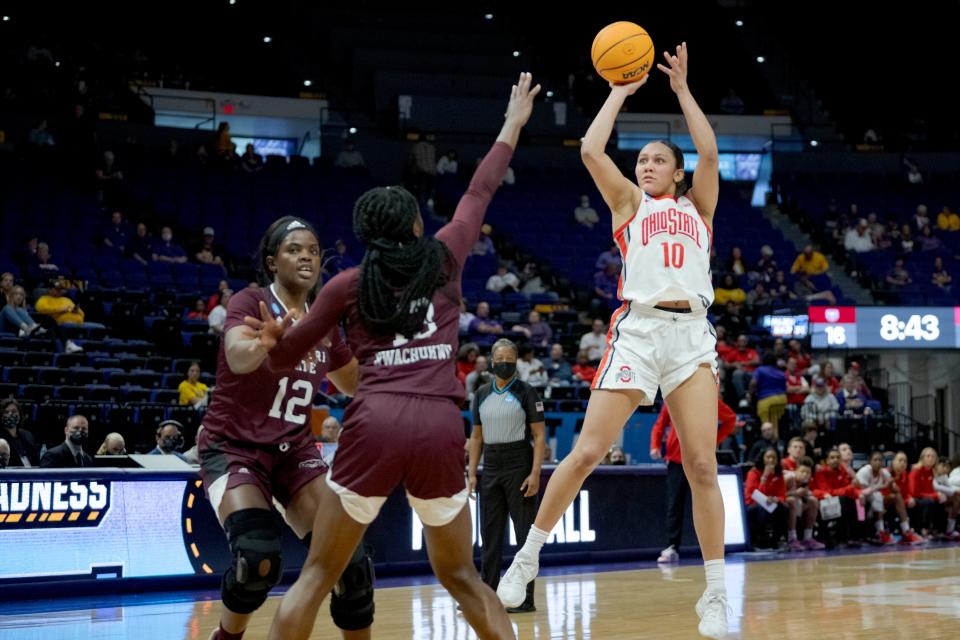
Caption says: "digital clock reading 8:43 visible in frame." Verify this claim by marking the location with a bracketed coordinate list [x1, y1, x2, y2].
[879, 313, 940, 341]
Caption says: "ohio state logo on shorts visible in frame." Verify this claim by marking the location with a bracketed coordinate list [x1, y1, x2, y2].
[618, 366, 635, 384]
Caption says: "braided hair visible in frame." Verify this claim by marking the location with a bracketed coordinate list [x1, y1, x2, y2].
[255, 215, 322, 300]
[352, 186, 452, 337]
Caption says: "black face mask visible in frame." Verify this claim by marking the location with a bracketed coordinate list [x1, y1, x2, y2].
[492, 362, 517, 380]
[2, 414, 18, 431]
[161, 435, 183, 452]
[69, 431, 88, 446]
[0, 456, 8, 469]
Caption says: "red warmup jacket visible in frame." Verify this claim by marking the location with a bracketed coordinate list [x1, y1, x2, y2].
[884, 470, 911, 500]
[649, 399, 737, 465]
[744, 468, 787, 505]
[909, 466, 939, 500]
[812, 464, 859, 500]
[781, 456, 798, 472]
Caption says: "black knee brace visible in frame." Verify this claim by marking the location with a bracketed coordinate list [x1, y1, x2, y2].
[330, 543, 375, 631]
[221, 509, 284, 615]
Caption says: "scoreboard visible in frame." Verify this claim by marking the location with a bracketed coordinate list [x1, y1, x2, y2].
[809, 306, 960, 349]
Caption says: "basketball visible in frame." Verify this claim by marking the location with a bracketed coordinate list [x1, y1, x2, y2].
[591, 21, 655, 85]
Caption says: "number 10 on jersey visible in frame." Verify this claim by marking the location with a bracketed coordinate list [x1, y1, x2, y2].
[660, 242, 685, 268]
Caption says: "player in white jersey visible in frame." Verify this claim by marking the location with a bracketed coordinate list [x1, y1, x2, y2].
[498, 43, 729, 638]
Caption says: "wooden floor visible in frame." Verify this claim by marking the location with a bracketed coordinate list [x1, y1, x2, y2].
[3, 547, 960, 639]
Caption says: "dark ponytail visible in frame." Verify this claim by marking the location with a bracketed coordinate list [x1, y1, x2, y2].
[651, 139, 688, 197]
[352, 186, 451, 337]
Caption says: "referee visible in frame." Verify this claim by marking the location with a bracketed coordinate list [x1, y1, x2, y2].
[468, 338, 546, 613]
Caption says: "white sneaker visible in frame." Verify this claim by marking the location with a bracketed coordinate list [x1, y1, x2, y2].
[657, 545, 679, 564]
[65, 340, 84, 354]
[496, 552, 539, 608]
[695, 590, 729, 638]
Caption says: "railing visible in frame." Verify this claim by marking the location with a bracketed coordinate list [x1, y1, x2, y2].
[132, 82, 217, 130]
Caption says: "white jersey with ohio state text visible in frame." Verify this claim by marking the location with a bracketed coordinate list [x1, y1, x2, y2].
[614, 192, 714, 309]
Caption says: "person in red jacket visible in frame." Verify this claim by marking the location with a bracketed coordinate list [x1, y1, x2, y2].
[812, 448, 862, 547]
[909, 447, 948, 536]
[781, 437, 805, 473]
[650, 398, 737, 563]
[743, 447, 787, 548]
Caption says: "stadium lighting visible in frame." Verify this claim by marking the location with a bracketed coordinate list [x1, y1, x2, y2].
[484, 13, 493, 20]
[512, 51, 520, 58]
[303, 80, 312, 87]
[756, 56, 765, 63]
[263, 36, 272, 44]
[810, 140, 819, 147]
[735, 20, 743, 27]
[349, 127, 358, 135]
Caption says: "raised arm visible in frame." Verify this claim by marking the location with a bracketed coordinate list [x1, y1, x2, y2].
[581, 79, 647, 229]
[658, 42, 719, 219]
[436, 72, 540, 265]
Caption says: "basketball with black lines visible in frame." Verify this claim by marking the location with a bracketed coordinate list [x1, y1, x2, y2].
[591, 21, 654, 84]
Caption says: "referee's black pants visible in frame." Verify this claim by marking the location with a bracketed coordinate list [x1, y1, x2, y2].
[480, 440, 537, 606]
[666, 460, 690, 550]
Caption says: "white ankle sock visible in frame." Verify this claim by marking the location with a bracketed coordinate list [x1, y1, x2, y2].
[901, 520, 911, 533]
[875, 520, 885, 533]
[520, 525, 548, 557]
[704, 559, 725, 594]
[803, 528, 813, 541]
[788, 529, 797, 542]
[948, 518, 956, 533]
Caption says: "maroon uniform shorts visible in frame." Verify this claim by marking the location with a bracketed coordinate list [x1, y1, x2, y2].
[326, 393, 468, 527]
[198, 428, 327, 521]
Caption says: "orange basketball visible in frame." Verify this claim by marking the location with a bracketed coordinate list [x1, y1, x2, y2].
[591, 21, 655, 85]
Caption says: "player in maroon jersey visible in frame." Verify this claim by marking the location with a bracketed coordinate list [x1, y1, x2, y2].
[198, 216, 373, 640]
[245, 73, 539, 640]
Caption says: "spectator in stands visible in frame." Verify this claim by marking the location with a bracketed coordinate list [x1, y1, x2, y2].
[800, 422, 822, 461]
[513, 310, 552, 348]
[787, 339, 811, 372]
[27, 119, 55, 147]
[487, 263, 521, 293]
[152, 226, 188, 264]
[872, 222, 892, 250]
[464, 355, 491, 403]
[468, 301, 503, 347]
[745, 282, 772, 312]
[149, 421, 187, 461]
[519, 262, 550, 294]
[213, 122, 237, 161]
[931, 256, 952, 291]
[607, 446, 626, 465]
[459, 298, 476, 334]
[785, 457, 825, 550]
[194, 227, 224, 267]
[812, 447, 863, 547]
[845, 360, 874, 398]
[854, 451, 898, 545]
[334, 141, 366, 170]
[904, 158, 923, 184]
[27, 242, 60, 284]
[917, 224, 943, 252]
[743, 447, 787, 549]
[844, 218, 875, 253]
[769, 270, 798, 305]
[593, 262, 619, 314]
[571, 350, 597, 385]
[802, 377, 840, 427]
[747, 422, 785, 466]
[595, 244, 622, 272]
[790, 244, 829, 276]
[406, 134, 437, 200]
[207, 288, 232, 335]
[750, 353, 788, 430]
[912, 204, 930, 231]
[179, 362, 210, 408]
[720, 88, 745, 115]
[35, 279, 84, 325]
[866, 212, 884, 240]
[206, 279, 230, 313]
[756, 245, 778, 283]
[1, 272, 13, 304]
[329, 239, 357, 273]
[717, 301, 748, 337]
[785, 357, 810, 409]
[97, 433, 127, 456]
[240, 143, 264, 173]
[714, 274, 746, 306]
[899, 224, 915, 252]
[1, 398, 40, 468]
[937, 205, 960, 232]
[435, 149, 458, 175]
[885, 257, 912, 292]
[0, 439, 8, 469]
[579, 318, 606, 363]
[574, 195, 599, 229]
[818, 361, 841, 393]
[40, 415, 93, 468]
[771, 338, 788, 361]
[472, 223, 496, 256]
[934, 458, 960, 540]
[130, 222, 153, 266]
[516, 346, 548, 387]
[456, 343, 480, 383]
[793, 271, 837, 305]
[2, 285, 44, 337]
[102, 210, 132, 254]
[95, 150, 124, 204]
[837, 375, 873, 417]
[723, 334, 760, 402]
[910, 447, 946, 537]
[542, 343, 574, 385]
[727, 247, 746, 277]
[186, 298, 208, 320]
